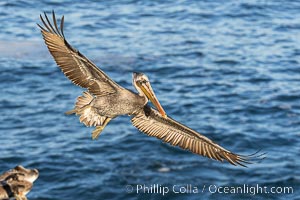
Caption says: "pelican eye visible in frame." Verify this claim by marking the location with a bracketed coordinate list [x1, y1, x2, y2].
[138, 80, 148, 84]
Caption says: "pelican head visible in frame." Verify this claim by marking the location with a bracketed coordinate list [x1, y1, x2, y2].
[133, 72, 167, 118]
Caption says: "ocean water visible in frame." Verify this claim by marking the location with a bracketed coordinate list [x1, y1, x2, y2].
[0, 0, 299, 199]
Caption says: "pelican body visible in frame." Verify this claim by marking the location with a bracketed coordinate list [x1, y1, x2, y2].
[38, 12, 263, 167]
[83, 72, 164, 118]
[90, 89, 145, 117]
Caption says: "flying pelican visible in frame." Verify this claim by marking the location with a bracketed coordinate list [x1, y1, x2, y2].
[38, 12, 262, 167]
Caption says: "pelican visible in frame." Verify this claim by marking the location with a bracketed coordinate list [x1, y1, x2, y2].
[38, 12, 262, 167]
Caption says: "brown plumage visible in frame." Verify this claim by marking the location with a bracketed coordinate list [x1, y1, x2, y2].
[132, 106, 261, 167]
[38, 12, 120, 97]
[38, 11, 264, 167]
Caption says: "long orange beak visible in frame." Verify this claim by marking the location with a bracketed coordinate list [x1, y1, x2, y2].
[137, 81, 167, 118]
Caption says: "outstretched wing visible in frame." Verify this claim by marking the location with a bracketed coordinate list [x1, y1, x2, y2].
[132, 106, 262, 167]
[38, 11, 122, 96]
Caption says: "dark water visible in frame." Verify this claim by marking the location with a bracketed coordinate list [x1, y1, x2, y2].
[0, 1, 299, 199]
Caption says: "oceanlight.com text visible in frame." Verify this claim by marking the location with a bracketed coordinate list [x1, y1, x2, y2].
[125, 184, 293, 196]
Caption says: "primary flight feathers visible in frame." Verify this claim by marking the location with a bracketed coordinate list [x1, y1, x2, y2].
[38, 12, 121, 96]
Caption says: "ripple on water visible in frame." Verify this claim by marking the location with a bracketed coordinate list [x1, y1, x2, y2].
[0, 1, 299, 200]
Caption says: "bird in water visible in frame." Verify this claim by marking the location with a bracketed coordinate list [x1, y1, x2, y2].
[38, 11, 263, 167]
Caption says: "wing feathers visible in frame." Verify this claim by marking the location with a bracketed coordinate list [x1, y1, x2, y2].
[132, 106, 263, 167]
[38, 11, 122, 96]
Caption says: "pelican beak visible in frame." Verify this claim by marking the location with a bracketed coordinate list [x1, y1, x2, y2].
[136, 78, 167, 118]
[141, 82, 167, 118]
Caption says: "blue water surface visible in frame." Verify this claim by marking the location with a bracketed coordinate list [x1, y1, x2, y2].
[0, 0, 299, 199]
